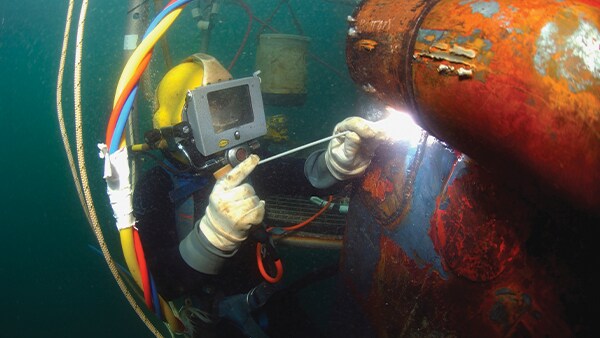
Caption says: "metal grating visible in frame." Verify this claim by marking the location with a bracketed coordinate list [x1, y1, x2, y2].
[264, 195, 347, 237]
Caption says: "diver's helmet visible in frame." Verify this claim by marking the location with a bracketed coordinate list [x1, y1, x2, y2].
[147, 53, 266, 173]
[153, 53, 233, 130]
[148, 53, 233, 171]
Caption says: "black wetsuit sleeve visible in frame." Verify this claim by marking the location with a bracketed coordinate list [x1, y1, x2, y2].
[303, 149, 339, 189]
[133, 166, 214, 300]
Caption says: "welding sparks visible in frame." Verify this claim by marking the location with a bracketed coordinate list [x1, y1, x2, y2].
[375, 107, 424, 147]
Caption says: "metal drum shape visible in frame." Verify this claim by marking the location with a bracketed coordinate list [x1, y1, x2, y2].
[346, 0, 600, 214]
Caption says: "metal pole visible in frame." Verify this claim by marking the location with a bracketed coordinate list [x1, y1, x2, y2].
[123, 0, 149, 174]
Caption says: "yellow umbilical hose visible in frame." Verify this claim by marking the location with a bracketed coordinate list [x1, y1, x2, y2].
[57, 1, 165, 337]
[119, 228, 143, 287]
[114, 8, 182, 105]
[154, 0, 174, 69]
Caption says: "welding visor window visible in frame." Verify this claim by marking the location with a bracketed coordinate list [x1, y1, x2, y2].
[207, 84, 254, 134]
[184, 75, 267, 156]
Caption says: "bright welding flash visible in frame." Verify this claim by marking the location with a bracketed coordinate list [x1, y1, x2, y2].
[374, 106, 424, 147]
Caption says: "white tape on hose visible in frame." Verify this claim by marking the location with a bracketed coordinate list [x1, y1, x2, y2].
[123, 34, 138, 51]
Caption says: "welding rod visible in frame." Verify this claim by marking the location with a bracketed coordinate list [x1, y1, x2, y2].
[258, 131, 350, 165]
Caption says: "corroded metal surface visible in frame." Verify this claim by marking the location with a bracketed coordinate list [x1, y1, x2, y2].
[337, 1, 599, 336]
[335, 137, 592, 337]
[347, 0, 440, 108]
[346, 0, 600, 213]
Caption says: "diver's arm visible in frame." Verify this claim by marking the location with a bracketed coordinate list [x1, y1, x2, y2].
[134, 166, 215, 300]
[179, 155, 264, 274]
[305, 117, 392, 188]
[304, 149, 339, 189]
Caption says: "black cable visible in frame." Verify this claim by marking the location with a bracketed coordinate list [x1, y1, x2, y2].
[127, 0, 150, 14]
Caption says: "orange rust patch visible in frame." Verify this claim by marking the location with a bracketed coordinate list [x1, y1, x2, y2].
[355, 39, 378, 51]
[363, 167, 394, 202]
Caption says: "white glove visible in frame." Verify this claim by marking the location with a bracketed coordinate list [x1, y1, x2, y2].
[325, 117, 391, 180]
[98, 144, 135, 230]
[199, 154, 265, 252]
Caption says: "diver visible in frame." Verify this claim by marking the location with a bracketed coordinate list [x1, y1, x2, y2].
[130, 53, 390, 337]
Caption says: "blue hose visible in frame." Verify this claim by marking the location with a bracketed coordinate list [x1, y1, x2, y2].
[110, 0, 193, 153]
[150, 275, 163, 320]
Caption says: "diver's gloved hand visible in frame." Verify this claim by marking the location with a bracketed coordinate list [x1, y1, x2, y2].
[200, 154, 265, 252]
[325, 117, 391, 181]
[98, 144, 135, 230]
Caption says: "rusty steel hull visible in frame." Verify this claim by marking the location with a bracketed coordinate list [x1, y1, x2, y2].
[331, 134, 596, 337]
[346, 0, 600, 213]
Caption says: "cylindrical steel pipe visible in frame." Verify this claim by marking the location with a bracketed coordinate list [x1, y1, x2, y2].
[346, 0, 600, 213]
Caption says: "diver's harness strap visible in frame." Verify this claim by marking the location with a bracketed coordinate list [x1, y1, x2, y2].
[168, 174, 209, 206]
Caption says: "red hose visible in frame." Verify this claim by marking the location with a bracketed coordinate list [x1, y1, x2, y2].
[257, 195, 334, 283]
[105, 51, 152, 147]
[269, 195, 333, 232]
[133, 227, 153, 310]
[256, 243, 283, 283]
[105, 0, 179, 147]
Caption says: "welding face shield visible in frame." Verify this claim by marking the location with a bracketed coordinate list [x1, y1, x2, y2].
[149, 53, 267, 173]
